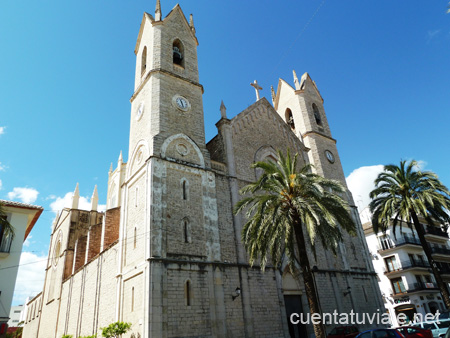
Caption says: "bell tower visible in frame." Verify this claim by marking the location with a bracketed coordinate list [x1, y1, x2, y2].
[128, 2, 209, 166]
[274, 71, 346, 184]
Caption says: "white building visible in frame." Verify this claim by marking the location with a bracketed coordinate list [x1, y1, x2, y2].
[7, 305, 24, 327]
[364, 220, 450, 327]
[0, 200, 43, 336]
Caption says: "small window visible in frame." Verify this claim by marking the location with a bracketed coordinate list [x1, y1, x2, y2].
[185, 281, 191, 306]
[141, 46, 147, 75]
[183, 181, 187, 200]
[173, 39, 184, 67]
[134, 227, 137, 249]
[312, 103, 322, 125]
[285, 108, 295, 130]
[131, 287, 135, 312]
[135, 187, 138, 207]
[183, 219, 190, 243]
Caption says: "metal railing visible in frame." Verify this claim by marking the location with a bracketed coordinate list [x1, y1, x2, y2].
[425, 226, 448, 238]
[431, 246, 450, 256]
[392, 282, 438, 295]
[378, 235, 421, 252]
[384, 260, 430, 274]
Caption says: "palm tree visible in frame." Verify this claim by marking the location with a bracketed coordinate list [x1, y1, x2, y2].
[0, 201, 14, 245]
[234, 150, 356, 338]
[370, 160, 450, 308]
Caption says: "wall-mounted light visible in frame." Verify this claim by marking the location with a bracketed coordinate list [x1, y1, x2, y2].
[232, 287, 241, 301]
[343, 286, 351, 297]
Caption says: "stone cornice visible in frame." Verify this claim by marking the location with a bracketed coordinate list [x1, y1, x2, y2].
[130, 68, 204, 103]
[302, 130, 337, 144]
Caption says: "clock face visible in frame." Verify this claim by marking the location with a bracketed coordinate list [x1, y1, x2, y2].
[136, 102, 144, 120]
[176, 97, 188, 109]
[173, 95, 190, 112]
[325, 150, 335, 163]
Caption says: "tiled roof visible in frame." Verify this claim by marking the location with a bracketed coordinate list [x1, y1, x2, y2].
[0, 199, 43, 210]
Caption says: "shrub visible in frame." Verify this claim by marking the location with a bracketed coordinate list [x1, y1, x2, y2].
[101, 322, 132, 338]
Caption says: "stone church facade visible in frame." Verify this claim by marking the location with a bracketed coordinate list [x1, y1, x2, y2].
[23, 3, 384, 338]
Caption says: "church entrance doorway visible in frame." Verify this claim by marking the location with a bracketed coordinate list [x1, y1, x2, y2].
[284, 295, 308, 338]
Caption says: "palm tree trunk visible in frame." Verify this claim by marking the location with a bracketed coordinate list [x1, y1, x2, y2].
[293, 213, 327, 338]
[410, 210, 450, 309]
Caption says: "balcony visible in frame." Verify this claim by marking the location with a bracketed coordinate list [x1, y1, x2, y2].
[392, 282, 438, 296]
[384, 260, 430, 275]
[424, 226, 448, 239]
[377, 235, 421, 253]
[431, 246, 450, 258]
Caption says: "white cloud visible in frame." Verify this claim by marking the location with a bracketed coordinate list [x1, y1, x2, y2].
[0, 162, 5, 171]
[427, 29, 441, 42]
[346, 164, 384, 211]
[0, 126, 5, 135]
[23, 235, 32, 247]
[8, 187, 39, 204]
[50, 191, 106, 214]
[13, 252, 47, 305]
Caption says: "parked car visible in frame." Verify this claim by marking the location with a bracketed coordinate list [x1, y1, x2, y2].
[328, 326, 359, 338]
[411, 319, 450, 338]
[356, 328, 405, 338]
[396, 326, 433, 338]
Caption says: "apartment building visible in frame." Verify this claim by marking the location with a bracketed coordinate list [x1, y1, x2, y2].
[364, 220, 450, 326]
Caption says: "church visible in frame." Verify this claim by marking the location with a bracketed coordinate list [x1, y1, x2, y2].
[22, 2, 384, 338]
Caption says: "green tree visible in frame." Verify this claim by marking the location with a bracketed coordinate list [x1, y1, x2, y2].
[101, 321, 131, 338]
[234, 150, 356, 338]
[61, 335, 73, 338]
[370, 160, 450, 308]
[0, 201, 14, 242]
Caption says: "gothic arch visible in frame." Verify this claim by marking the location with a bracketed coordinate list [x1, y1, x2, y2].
[254, 145, 278, 179]
[173, 38, 184, 67]
[285, 108, 295, 130]
[312, 103, 322, 125]
[180, 178, 189, 201]
[127, 139, 149, 178]
[141, 46, 147, 75]
[161, 133, 205, 168]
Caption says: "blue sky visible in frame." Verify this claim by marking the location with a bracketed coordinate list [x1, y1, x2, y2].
[1, 1, 449, 305]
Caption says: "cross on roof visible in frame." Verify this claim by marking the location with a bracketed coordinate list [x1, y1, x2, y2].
[250, 80, 263, 101]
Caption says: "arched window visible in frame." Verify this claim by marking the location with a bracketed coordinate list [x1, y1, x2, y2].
[185, 280, 191, 306]
[173, 39, 184, 67]
[285, 108, 295, 130]
[141, 46, 147, 75]
[312, 103, 322, 125]
[182, 181, 187, 200]
[181, 179, 189, 201]
[183, 219, 190, 243]
[135, 187, 138, 207]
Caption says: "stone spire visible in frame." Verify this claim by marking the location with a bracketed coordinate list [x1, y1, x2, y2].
[72, 183, 80, 210]
[118, 151, 123, 167]
[91, 185, 98, 211]
[293, 70, 301, 90]
[155, 0, 162, 21]
[189, 14, 196, 34]
[220, 100, 227, 119]
[271, 85, 276, 105]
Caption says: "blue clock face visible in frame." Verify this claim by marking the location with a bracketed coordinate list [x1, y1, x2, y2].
[325, 150, 335, 163]
[176, 97, 188, 109]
